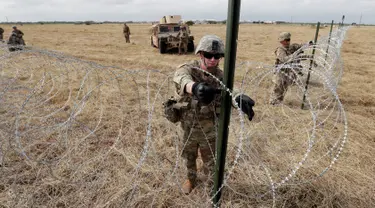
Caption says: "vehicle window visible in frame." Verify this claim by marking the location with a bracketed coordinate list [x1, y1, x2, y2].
[174, 27, 180, 32]
[159, 26, 169, 32]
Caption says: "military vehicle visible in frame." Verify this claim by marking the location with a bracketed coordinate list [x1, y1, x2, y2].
[150, 15, 194, 54]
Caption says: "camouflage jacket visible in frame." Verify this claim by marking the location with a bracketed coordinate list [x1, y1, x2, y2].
[13, 29, 24, 37]
[0, 28, 4, 34]
[289, 43, 304, 54]
[275, 45, 293, 65]
[275, 43, 306, 70]
[177, 30, 189, 41]
[123, 26, 130, 34]
[171, 60, 241, 125]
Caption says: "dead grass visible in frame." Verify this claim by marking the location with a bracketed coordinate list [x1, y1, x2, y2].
[0, 23, 374, 207]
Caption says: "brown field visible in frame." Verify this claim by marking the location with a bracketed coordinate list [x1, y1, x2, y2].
[0, 23, 374, 207]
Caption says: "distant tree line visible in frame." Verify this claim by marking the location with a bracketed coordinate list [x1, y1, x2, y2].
[0, 21, 135, 25]
[0, 21, 373, 26]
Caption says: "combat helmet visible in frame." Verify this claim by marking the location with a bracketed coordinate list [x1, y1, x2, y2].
[195, 35, 225, 56]
[278, 32, 291, 41]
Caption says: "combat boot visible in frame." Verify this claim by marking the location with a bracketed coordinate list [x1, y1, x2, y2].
[181, 179, 194, 194]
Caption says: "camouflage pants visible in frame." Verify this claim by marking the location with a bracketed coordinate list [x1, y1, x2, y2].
[269, 70, 296, 105]
[124, 34, 130, 43]
[7, 36, 25, 52]
[181, 120, 216, 183]
[179, 40, 188, 54]
[9, 36, 25, 45]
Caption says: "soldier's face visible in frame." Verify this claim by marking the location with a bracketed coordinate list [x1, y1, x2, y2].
[281, 39, 290, 47]
[200, 52, 221, 69]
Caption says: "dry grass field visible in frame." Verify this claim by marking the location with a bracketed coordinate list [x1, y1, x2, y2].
[0, 23, 374, 207]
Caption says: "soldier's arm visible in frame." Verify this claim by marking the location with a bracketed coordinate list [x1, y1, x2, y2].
[173, 66, 194, 96]
[295, 43, 304, 50]
[276, 47, 294, 63]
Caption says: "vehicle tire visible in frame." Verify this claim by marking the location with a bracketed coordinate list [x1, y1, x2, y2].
[159, 40, 166, 54]
[187, 40, 194, 52]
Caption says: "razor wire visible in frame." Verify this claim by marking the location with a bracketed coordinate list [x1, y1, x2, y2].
[0, 25, 349, 207]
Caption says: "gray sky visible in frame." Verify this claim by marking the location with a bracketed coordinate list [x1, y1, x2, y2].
[0, 0, 374, 24]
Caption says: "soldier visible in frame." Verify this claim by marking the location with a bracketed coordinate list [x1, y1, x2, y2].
[11, 25, 25, 45]
[7, 26, 25, 51]
[0, 27, 4, 42]
[269, 32, 313, 105]
[123, 23, 131, 43]
[169, 35, 255, 194]
[176, 25, 189, 55]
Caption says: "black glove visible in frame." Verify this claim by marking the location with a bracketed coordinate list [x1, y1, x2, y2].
[192, 82, 221, 104]
[235, 95, 255, 121]
[309, 40, 314, 45]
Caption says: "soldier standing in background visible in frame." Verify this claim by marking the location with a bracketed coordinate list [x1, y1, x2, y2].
[176, 25, 189, 55]
[123, 23, 131, 43]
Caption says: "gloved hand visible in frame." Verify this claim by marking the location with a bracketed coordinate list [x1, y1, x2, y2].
[309, 40, 314, 45]
[192, 82, 221, 104]
[235, 95, 255, 121]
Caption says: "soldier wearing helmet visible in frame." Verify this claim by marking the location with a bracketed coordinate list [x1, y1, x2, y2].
[270, 32, 314, 105]
[7, 25, 25, 51]
[176, 25, 189, 55]
[11, 25, 24, 39]
[168, 35, 255, 194]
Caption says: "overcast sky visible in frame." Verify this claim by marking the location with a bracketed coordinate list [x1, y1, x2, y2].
[0, 0, 374, 24]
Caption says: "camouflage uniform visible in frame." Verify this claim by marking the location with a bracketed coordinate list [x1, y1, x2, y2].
[173, 59, 223, 184]
[177, 26, 189, 54]
[9, 26, 25, 45]
[123, 24, 130, 43]
[7, 27, 25, 52]
[0, 27, 4, 41]
[165, 35, 255, 194]
[270, 32, 307, 105]
[13, 28, 25, 45]
[170, 35, 255, 193]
